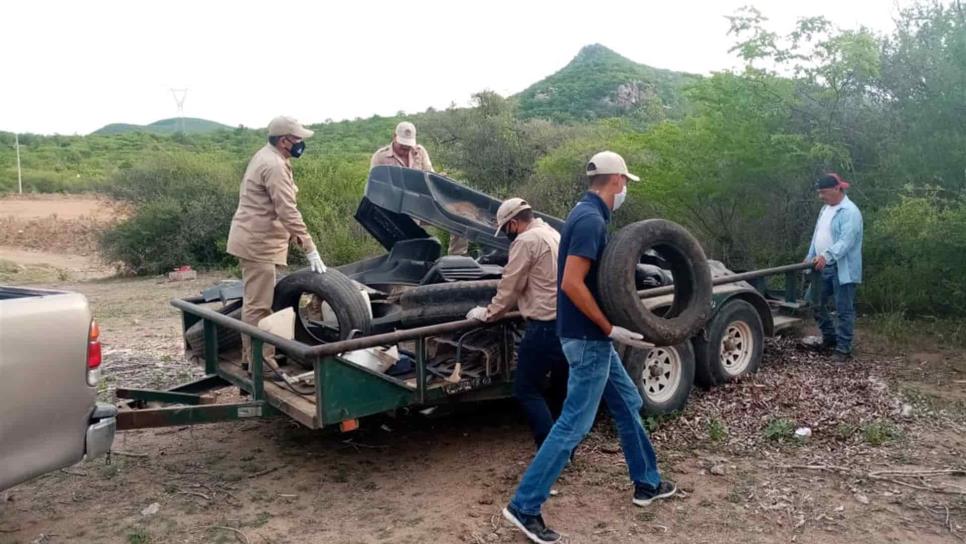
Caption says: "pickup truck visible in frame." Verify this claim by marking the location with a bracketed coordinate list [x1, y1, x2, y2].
[0, 286, 117, 490]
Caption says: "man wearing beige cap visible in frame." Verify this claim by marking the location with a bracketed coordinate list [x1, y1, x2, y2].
[370, 121, 434, 171]
[227, 116, 326, 369]
[370, 122, 468, 255]
[503, 152, 675, 544]
[466, 198, 567, 449]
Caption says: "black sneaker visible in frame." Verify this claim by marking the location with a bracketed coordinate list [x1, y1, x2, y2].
[502, 504, 561, 544]
[633, 481, 677, 506]
[831, 350, 853, 363]
[800, 337, 836, 353]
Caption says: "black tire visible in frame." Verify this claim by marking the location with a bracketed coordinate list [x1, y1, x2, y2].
[272, 269, 372, 352]
[599, 219, 712, 346]
[625, 340, 696, 417]
[693, 299, 764, 387]
[183, 300, 243, 358]
[399, 280, 498, 327]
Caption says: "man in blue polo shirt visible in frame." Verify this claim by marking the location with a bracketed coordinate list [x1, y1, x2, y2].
[502, 151, 676, 544]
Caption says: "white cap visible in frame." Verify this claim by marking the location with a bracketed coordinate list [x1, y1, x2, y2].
[586, 150, 640, 182]
[494, 197, 532, 235]
[395, 121, 417, 147]
[268, 116, 314, 138]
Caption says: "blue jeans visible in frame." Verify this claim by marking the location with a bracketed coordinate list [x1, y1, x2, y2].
[514, 321, 569, 447]
[509, 338, 662, 516]
[815, 265, 857, 353]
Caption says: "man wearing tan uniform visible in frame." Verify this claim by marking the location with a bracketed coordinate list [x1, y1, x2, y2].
[370, 121, 468, 256]
[466, 198, 567, 447]
[227, 116, 326, 368]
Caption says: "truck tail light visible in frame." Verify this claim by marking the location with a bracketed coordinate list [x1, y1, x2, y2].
[87, 320, 102, 386]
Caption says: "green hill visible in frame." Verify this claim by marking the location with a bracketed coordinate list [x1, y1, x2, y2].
[92, 117, 233, 136]
[516, 44, 698, 122]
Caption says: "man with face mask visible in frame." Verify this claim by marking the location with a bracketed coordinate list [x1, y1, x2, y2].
[502, 152, 676, 544]
[465, 198, 567, 449]
[370, 121, 468, 256]
[227, 116, 325, 371]
[804, 173, 863, 362]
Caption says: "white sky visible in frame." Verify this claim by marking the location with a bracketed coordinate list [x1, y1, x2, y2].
[3, 0, 915, 135]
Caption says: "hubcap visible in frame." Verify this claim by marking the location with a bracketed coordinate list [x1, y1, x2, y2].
[641, 347, 682, 404]
[719, 320, 754, 376]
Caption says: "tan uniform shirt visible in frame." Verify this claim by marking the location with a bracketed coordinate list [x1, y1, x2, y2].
[484, 218, 560, 322]
[370, 143, 434, 172]
[226, 144, 316, 266]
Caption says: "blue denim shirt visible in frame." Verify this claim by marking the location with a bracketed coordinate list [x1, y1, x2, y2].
[806, 195, 864, 284]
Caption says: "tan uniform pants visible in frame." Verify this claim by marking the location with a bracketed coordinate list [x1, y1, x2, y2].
[415, 218, 469, 256]
[448, 234, 469, 256]
[239, 258, 281, 366]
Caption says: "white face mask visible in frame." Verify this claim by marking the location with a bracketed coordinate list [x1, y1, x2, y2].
[613, 185, 628, 211]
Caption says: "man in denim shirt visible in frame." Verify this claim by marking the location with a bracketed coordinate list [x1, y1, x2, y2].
[805, 173, 864, 362]
[502, 152, 676, 544]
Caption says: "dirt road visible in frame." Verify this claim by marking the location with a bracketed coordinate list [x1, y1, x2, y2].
[0, 195, 117, 221]
[0, 197, 964, 543]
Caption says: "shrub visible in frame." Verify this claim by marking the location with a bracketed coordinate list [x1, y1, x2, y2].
[294, 154, 383, 265]
[863, 193, 966, 316]
[100, 153, 238, 274]
[100, 150, 388, 275]
[862, 420, 901, 446]
[762, 417, 795, 442]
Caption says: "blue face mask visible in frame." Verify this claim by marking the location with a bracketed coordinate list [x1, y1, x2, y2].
[289, 140, 306, 158]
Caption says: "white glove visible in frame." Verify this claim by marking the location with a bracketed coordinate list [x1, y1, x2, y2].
[466, 306, 488, 321]
[608, 325, 647, 346]
[306, 250, 327, 274]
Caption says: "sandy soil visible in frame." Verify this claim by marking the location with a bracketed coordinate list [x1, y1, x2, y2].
[0, 195, 117, 221]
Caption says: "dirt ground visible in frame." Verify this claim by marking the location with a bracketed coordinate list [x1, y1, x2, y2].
[0, 195, 117, 222]
[1, 196, 965, 544]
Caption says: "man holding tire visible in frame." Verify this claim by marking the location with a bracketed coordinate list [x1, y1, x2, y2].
[503, 151, 676, 544]
[805, 173, 863, 362]
[227, 116, 326, 370]
[466, 198, 567, 449]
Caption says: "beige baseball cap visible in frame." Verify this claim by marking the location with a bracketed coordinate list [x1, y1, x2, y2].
[586, 150, 640, 182]
[268, 116, 314, 138]
[494, 197, 533, 235]
[395, 121, 417, 147]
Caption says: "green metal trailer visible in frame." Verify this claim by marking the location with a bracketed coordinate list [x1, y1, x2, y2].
[114, 262, 817, 432]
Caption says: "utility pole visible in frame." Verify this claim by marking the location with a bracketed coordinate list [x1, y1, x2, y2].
[170, 88, 188, 134]
[15, 132, 22, 194]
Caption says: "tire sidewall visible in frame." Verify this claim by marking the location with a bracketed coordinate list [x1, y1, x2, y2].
[272, 269, 372, 345]
[625, 340, 696, 417]
[599, 219, 713, 345]
[700, 299, 764, 385]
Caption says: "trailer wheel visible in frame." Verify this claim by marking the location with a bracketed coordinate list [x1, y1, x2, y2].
[398, 280, 498, 327]
[273, 269, 372, 354]
[625, 340, 695, 417]
[598, 219, 712, 346]
[183, 300, 243, 358]
[693, 299, 764, 387]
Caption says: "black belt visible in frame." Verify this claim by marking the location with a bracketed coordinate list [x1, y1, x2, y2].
[526, 318, 556, 325]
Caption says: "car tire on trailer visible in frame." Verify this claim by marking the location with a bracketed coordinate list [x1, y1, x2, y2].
[183, 300, 243, 358]
[693, 299, 764, 387]
[273, 269, 372, 358]
[398, 280, 498, 327]
[598, 219, 713, 346]
[624, 340, 695, 417]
